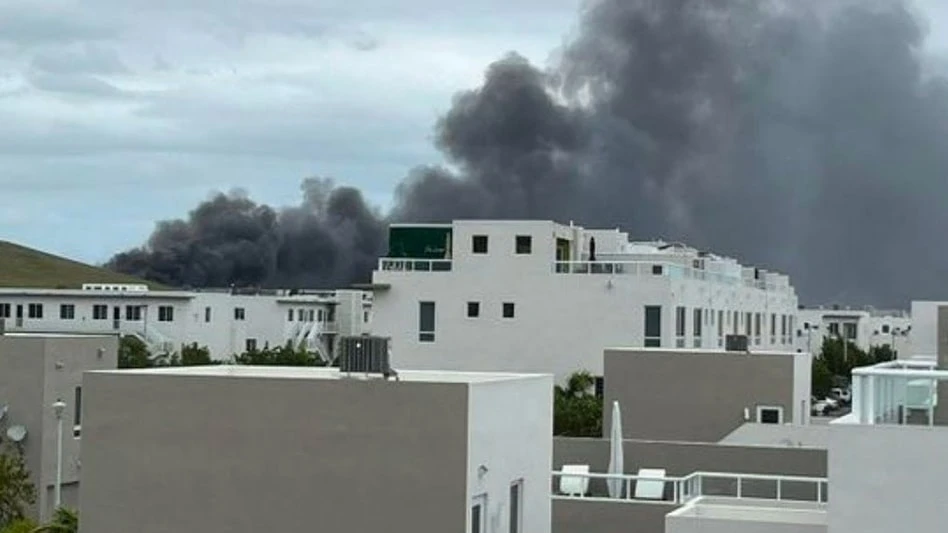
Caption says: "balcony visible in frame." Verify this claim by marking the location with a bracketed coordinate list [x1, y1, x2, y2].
[378, 258, 452, 272]
[551, 469, 827, 505]
[847, 358, 942, 426]
[552, 261, 791, 294]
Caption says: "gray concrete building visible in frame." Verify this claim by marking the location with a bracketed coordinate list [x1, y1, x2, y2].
[0, 333, 118, 521]
[79, 366, 553, 533]
[603, 348, 811, 442]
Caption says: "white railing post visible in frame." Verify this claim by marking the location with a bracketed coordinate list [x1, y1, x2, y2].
[736, 477, 742, 499]
[776, 479, 782, 501]
[817, 481, 823, 503]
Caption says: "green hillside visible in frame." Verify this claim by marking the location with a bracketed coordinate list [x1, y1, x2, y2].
[0, 240, 168, 290]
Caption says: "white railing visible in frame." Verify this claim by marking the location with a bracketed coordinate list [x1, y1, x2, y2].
[850, 360, 943, 426]
[551, 470, 828, 506]
[551, 261, 793, 295]
[379, 258, 452, 272]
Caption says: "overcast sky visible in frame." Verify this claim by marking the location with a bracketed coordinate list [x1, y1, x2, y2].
[1, 0, 947, 264]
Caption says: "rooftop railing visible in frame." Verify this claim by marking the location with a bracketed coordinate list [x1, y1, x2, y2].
[553, 261, 791, 294]
[849, 359, 943, 426]
[378, 258, 452, 272]
[551, 470, 827, 506]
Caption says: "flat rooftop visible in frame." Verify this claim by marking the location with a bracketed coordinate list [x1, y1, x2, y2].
[89, 366, 550, 384]
[1, 332, 116, 339]
[606, 347, 806, 357]
[668, 497, 826, 525]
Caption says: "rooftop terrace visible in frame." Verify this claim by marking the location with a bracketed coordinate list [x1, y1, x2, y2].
[90, 366, 550, 384]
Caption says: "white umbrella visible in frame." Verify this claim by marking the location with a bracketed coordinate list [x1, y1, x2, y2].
[607, 400, 625, 498]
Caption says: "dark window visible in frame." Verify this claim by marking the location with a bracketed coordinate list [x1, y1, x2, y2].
[28, 303, 43, 319]
[759, 407, 782, 424]
[694, 308, 703, 337]
[234, 308, 246, 320]
[844, 323, 857, 340]
[644, 306, 662, 347]
[471, 503, 483, 533]
[204, 307, 212, 322]
[467, 302, 480, 318]
[472, 235, 488, 254]
[92, 305, 108, 320]
[651, 264, 664, 275]
[125, 306, 142, 321]
[509, 482, 522, 533]
[59, 304, 75, 320]
[0, 303, 9, 319]
[245, 338, 258, 351]
[755, 313, 761, 336]
[745, 312, 753, 336]
[882, 324, 890, 334]
[515, 235, 532, 254]
[594, 377, 604, 399]
[308, 310, 315, 321]
[502, 302, 515, 319]
[158, 306, 174, 322]
[771, 314, 777, 336]
[74, 386, 82, 437]
[288, 309, 294, 321]
[363, 311, 369, 323]
[419, 301, 435, 342]
[675, 307, 686, 337]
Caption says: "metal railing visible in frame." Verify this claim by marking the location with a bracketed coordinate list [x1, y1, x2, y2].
[379, 258, 452, 272]
[551, 261, 792, 294]
[850, 360, 943, 426]
[551, 470, 828, 506]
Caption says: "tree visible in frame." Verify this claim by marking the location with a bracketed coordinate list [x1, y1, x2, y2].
[117, 335, 151, 369]
[554, 371, 602, 438]
[0, 444, 35, 528]
[811, 356, 833, 399]
[233, 341, 324, 367]
[868, 344, 896, 364]
[0, 519, 37, 533]
[32, 507, 77, 533]
[179, 343, 215, 366]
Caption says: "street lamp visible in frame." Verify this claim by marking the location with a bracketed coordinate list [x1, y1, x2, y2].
[52, 399, 66, 509]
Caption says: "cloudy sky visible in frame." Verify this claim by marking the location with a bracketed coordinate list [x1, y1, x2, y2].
[1, 0, 947, 264]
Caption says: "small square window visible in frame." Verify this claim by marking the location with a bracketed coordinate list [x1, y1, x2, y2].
[502, 302, 515, 319]
[467, 302, 480, 318]
[651, 264, 664, 275]
[515, 235, 532, 254]
[757, 406, 783, 425]
[472, 235, 489, 254]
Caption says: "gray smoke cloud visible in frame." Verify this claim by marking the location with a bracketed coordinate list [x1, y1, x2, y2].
[109, 0, 948, 306]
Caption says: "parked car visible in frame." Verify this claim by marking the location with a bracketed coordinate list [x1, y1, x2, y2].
[823, 396, 840, 410]
[811, 400, 830, 416]
[831, 387, 851, 406]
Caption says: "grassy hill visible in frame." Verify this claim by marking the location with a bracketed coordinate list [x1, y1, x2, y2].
[0, 240, 169, 290]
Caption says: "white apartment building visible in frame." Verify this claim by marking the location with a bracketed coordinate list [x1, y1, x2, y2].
[795, 306, 911, 356]
[368, 220, 799, 381]
[0, 285, 372, 362]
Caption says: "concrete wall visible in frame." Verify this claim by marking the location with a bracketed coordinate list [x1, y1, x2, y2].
[719, 423, 829, 449]
[552, 498, 674, 533]
[0, 336, 45, 519]
[371, 220, 799, 384]
[666, 498, 827, 533]
[468, 375, 553, 533]
[911, 301, 945, 357]
[828, 422, 948, 533]
[604, 349, 798, 442]
[79, 372, 471, 533]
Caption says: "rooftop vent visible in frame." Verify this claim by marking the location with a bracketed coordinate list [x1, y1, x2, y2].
[725, 334, 749, 353]
[339, 336, 398, 380]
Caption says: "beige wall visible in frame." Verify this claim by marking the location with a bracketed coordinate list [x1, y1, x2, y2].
[79, 372, 471, 533]
[604, 349, 796, 442]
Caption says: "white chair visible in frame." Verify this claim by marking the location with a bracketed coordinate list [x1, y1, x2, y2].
[559, 464, 590, 496]
[634, 468, 667, 500]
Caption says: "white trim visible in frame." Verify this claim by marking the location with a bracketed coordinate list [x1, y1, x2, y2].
[756, 405, 784, 424]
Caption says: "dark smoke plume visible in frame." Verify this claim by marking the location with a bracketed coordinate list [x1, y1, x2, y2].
[109, 0, 948, 306]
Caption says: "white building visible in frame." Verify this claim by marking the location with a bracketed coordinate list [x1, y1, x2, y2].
[0, 285, 372, 362]
[908, 300, 948, 357]
[368, 220, 799, 382]
[795, 306, 911, 356]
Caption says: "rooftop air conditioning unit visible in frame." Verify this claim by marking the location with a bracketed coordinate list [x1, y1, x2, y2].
[339, 336, 397, 379]
[725, 334, 749, 352]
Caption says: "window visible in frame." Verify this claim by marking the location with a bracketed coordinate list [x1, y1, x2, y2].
[158, 306, 174, 322]
[204, 307, 212, 322]
[308, 310, 315, 321]
[318, 309, 325, 322]
[757, 406, 784, 425]
[472, 235, 488, 254]
[515, 235, 532, 254]
[28, 303, 43, 319]
[234, 307, 246, 320]
[245, 338, 258, 352]
[781, 315, 788, 341]
[502, 302, 515, 319]
[675, 306, 686, 347]
[828, 322, 839, 336]
[651, 264, 664, 275]
[732, 311, 739, 334]
[467, 302, 480, 318]
[717, 310, 724, 337]
[843, 323, 857, 340]
[125, 306, 142, 321]
[73, 386, 82, 438]
[754, 313, 761, 345]
[471, 495, 487, 533]
[745, 312, 752, 336]
[419, 301, 435, 342]
[693, 308, 702, 348]
[287, 309, 294, 321]
[298, 309, 305, 321]
[59, 304, 75, 320]
[509, 481, 523, 533]
[644, 306, 662, 347]
[92, 304, 108, 320]
[882, 324, 890, 334]
[363, 311, 369, 323]
[0, 303, 9, 319]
